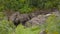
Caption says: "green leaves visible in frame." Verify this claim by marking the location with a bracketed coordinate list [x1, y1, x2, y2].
[0, 20, 15, 34]
[15, 25, 40, 34]
[19, 5, 32, 13]
[0, 0, 60, 13]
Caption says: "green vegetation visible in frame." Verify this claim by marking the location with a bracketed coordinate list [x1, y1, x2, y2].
[0, 14, 60, 34]
[0, 0, 60, 34]
[15, 14, 60, 34]
[0, 13, 15, 34]
[15, 25, 40, 34]
[0, 12, 5, 19]
[45, 15, 60, 34]
[0, 20, 15, 34]
[0, 0, 60, 13]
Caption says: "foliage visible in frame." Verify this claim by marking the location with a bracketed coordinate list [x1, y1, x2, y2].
[28, 0, 60, 9]
[45, 14, 60, 34]
[15, 25, 40, 34]
[0, 13, 60, 34]
[14, 14, 60, 34]
[0, 0, 60, 34]
[19, 5, 32, 13]
[0, 0, 60, 13]
[0, 12, 5, 19]
[0, 20, 16, 34]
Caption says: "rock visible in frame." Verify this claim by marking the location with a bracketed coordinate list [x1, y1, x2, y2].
[8, 12, 20, 26]
[7, 9, 54, 26]
[39, 30, 47, 34]
[8, 12, 30, 26]
[28, 13, 39, 19]
[52, 11, 60, 17]
[18, 14, 30, 26]
[28, 9, 54, 19]
[25, 14, 51, 27]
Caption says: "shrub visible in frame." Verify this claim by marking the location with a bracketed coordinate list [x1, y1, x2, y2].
[0, 12, 5, 19]
[0, 20, 15, 34]
[15, 25, 40, 34]
[0, 0, 60, 13]
[19, 5, 32, 13]
[45, 14, 60, 34]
